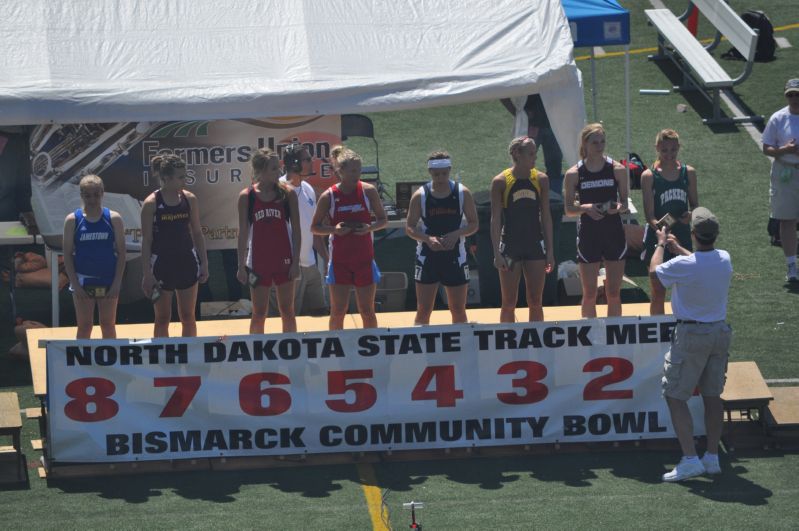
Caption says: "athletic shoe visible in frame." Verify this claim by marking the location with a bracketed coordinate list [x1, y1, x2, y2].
[701, 453, 721, 475]
[787, 263, 798, 283]
[662, 457, 705, 482]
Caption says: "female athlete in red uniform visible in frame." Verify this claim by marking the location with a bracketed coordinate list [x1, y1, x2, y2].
[311, 146, 387, 330]
[563, 123, 629, 318]
[237, 148, 301, 334]
[141, 154, 209, 337]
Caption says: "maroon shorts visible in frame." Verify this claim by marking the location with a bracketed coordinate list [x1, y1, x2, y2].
[255, 270, 292, 287]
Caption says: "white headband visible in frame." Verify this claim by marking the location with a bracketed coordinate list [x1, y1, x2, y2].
[427, 158, 452, 169]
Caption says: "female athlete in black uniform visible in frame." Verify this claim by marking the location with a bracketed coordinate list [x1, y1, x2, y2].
[405, 151, 478, 324]
[490, 136, 554, 322]
[563, 123, 629, 318]
[141, 154, 209, 337]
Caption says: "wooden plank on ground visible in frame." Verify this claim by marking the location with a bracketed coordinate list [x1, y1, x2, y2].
[31, 439, 43, 451]
[721, 361, 773, 407]
[767, 387, 799, 427]
[0, 392, 22, 430]
[25, 407, 42, 419]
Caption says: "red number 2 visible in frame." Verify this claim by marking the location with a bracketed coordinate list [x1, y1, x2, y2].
[154, 376, 202, 417]
[583, 357, 634, 400]
[64, 377, 119, 422]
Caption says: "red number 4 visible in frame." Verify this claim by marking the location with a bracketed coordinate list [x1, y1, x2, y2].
[411, 365, 464, 407]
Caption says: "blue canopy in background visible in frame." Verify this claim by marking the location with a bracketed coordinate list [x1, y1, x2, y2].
[562, 0, 630, 47]
[561, 0, 631, 160]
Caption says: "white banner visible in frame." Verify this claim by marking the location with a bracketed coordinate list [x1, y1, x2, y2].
[45, 316, 705, 463]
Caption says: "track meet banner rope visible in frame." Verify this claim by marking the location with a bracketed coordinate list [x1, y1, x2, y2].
[45, 316, 705, 463]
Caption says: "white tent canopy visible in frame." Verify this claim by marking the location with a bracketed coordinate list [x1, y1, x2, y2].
[0, 0, 585, 164]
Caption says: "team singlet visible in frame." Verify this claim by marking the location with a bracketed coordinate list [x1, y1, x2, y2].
[328, 181, 373, 264]
[246, 186, 293, 274]
[501, 168, 543, 256]
[417, 180, 465, 261]
[73, 207, 116, 284]
[152, 189, 194, 256]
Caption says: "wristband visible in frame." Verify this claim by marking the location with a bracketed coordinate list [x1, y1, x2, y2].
[656, 243, 665, 248]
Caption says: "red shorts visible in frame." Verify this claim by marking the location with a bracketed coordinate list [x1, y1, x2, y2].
[255, 271, 292, 287]
[326, 260, 381, 288]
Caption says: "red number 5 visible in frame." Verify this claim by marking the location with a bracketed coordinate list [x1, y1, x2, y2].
[326, 370, 377, 412]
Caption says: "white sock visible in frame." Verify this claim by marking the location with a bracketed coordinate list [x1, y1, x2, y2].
[703, 452, 718, 459]
[788, 256, 797, 266]
[683, 455, 700, 463]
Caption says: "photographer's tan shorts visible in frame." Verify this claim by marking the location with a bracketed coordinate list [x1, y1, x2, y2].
[662, 322, 732, 401]
[770, 161, 799, 220]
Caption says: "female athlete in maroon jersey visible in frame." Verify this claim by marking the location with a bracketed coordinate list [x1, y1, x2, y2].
[563, 123, 629, 318]
[237, 148, 301, 334]
[311, 146, 387, 330]
[140, 154, 209, 337]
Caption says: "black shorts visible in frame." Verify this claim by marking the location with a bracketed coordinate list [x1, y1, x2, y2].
[499, 238, 545, 262]
[577, 215, 626, 264]
[151, 249, 200, 291]
[414, 252, 469, 287]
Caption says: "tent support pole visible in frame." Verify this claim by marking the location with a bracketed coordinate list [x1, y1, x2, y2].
[590, 47, 598, 122]
[625, 44, 631, 193]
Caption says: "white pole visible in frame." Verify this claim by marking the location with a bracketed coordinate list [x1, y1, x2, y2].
[625, 44, 631, 194]
[590, 47, 598, 122]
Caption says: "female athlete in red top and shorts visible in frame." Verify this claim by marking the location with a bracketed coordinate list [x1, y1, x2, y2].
[312, 146, 387, 330]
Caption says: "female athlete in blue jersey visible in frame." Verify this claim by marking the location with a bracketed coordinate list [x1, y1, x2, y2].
[62, 175, 126, 339]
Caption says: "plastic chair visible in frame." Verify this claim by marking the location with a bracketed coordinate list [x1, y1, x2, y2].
[341, 114, 381, 179]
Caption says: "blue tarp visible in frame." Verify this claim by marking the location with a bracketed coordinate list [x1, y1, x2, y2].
[562, 0, 630, 48]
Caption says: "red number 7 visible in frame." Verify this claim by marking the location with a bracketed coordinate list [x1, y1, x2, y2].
[154, 376, 202, 417]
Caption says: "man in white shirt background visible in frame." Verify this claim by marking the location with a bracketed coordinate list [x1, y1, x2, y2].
[762, 78, 799, 283]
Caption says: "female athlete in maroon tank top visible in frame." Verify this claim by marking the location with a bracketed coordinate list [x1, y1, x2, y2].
[311, 146, 387, 330]
[563, 123, 629, 318]
[236, 148, 301, 334]
[140, 154, 209, 338]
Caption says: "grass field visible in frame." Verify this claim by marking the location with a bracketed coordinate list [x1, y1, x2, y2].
[2, 1, 799, 529]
